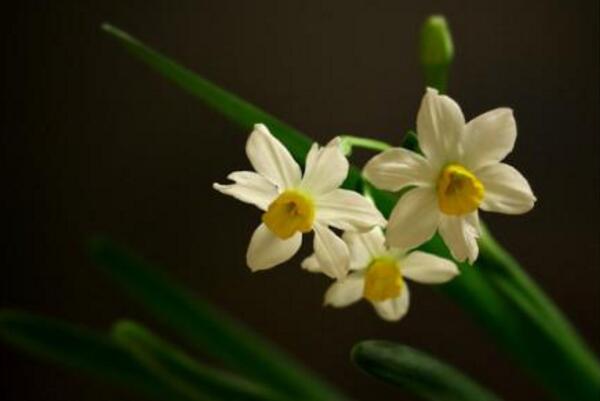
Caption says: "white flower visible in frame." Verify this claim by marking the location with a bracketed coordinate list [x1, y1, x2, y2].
[214, 123, 386, 278]
[363, 88, 536, 263]
[303, 227, 458, 321]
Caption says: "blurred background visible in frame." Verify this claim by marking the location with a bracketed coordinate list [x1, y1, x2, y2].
[1, 1, 598, 400]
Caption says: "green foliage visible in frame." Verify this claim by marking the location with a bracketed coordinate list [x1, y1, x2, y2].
[101, 21, 600, 401]
[89, 238, 349, 401]
[352, 341, 502, 401]
[100, 24, 311, 163]
[0, 310, 192, 401]
[112, 320, 291, 401]
[0, 14, 598, 401]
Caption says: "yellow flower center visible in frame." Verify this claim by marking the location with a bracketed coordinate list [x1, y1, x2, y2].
[363, 259, 404, 302]
[262, 190, 315, 239]
[437, 164, 484, 215]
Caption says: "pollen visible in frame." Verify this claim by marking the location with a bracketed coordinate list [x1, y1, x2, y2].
[437, 164, 484, 215]
[363, 259, 404, 302]
[262, 190, 315, 239]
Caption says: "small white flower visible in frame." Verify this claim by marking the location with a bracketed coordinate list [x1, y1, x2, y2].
[214, 124, 386, 278]
[303, 227, 458, 321]
[363, 88, 536, 263]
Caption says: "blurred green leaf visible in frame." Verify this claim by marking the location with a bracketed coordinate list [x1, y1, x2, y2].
[352, 340, 502, 401]
[422, 232, 600, 401]
[102, 22, 600, 401]
[89, 238, 349, 401]
[113, 320, 291, 401]
[0, 310, 192, 401]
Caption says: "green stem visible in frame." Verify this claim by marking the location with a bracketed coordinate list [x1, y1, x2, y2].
[477, 229, 600, 400]
[339, 135, 391, 156]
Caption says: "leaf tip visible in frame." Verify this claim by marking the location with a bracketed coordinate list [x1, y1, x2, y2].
[100, 23, 139, 45]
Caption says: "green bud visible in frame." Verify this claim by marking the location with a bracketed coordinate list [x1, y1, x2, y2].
[419, 15, 454, 93]
[420, 15, 454, 66]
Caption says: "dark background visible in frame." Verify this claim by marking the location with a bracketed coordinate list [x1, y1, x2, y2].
[1, 1, 598, 400]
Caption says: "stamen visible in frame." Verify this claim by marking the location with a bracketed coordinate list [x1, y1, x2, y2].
[262, 190, 315, 239]
[363, 259, 404, 302]
[437, 164, 484, 215]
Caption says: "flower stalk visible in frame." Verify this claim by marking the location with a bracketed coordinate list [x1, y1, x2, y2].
[339, 135, 392, 156]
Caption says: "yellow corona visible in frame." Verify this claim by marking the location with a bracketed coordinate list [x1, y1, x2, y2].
[363, 259, 404, 302]
[262, 190, 315, 239]
[437, 164, 484, 215]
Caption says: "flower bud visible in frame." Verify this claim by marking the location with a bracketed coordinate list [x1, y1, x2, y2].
[419, 15, 454, 67]
[419, 15, 454, 93]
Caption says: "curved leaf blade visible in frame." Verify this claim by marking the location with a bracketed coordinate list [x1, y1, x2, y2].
[101, 23, 311, 162]
[112, 320, 292, 401]
[89, 237, 349, 401]
[352, 340, 502, 401]
[0, 310, 191, 401]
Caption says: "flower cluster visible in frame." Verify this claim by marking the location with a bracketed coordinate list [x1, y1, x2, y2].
[214, 89, 535, 321]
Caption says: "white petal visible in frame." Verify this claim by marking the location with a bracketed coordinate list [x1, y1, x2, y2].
[316, 189, 386, 231]
[245, 124, 302, 189]
[342, 227, 387, 270]
[213, 171, 278, 210]
[301, 254, 321, 273]
[386, 187, 440, 250]
[246, 224, 302, 271]
[300, 138, 349, 195]
[401, 251, 459, 284]
[363, 147, 435, 191]
[416, 88, 465, 166]
[312, 223, 350, 279]
[372, 285, 410, 322]
[462, 108, 517, 170]
[304, 143, 319, 172]
[324, 273, 365, 307]
[476, 163, 536, 215]
[438, 213, 480, 264]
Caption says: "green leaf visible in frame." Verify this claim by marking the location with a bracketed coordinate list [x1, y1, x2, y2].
[476, 237, 600, 401]
[112, 320, 291, 401]
[352, 340, 502, 401]
[102, 22, 600, 401]
[89, 238, 349, 401]
[101, 23, 311, 163]
[101, 22, 365, 194]
[401, 130, 422, 154]
[424, 232, 600, 401]
[0, 310, 192, 401]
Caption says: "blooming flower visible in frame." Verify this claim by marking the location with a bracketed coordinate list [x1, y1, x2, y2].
[303, 227, 458, 321]
[214, 124, 386, 278]
[363, 88, 536, 263]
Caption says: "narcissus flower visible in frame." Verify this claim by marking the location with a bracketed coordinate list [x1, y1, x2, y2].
[303, 227, 458, 321]
[363, 88, 536, 263]
[214, 124, 386, 278]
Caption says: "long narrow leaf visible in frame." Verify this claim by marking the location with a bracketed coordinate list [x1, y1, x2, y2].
[352, 340, 502, 401]
[101, 23, 311, 162]
[423, 234, 600, 401]
[0, 310, 192, 401]
[102, 23, 600, 401]
[113, 320, 292, 401]
[89, 238, 349, 401]
[101, 23, 363, 192]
